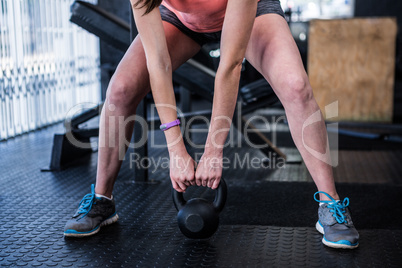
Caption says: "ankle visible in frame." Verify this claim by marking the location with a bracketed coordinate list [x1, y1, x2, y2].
[94, 185, 113, 199]
[320, 192, 339, 201]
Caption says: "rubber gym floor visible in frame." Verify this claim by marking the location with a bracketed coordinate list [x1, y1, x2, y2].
[1, 106, 402, 267]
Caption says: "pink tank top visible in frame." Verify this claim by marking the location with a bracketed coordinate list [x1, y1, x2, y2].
[162, 0, 228, 33]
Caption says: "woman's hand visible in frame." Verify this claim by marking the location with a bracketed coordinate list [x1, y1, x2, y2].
[195, 148, 223, 190]
[169, 148, 196, 193]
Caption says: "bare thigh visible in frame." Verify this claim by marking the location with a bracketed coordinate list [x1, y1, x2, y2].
[106, 21, 202, 105]
[245, 14, 311, 104]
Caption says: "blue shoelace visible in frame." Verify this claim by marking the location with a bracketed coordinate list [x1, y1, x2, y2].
[314, 191, 350, 224]
[76, 184, 96, 219]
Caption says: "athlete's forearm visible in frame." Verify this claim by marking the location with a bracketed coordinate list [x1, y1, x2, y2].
[132, 4, 185, 152]
[149, 68, 186, 152]
[204, 0, 257, 152]
[205, 62, 242, 152]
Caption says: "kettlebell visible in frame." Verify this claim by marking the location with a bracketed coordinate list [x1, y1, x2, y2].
[172, 178, 227, 239]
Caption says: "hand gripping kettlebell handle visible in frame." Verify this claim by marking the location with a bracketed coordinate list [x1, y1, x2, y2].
[172, 178, 227, 212]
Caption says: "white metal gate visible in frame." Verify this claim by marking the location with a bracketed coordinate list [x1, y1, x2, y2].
[0, 0, 100, 140]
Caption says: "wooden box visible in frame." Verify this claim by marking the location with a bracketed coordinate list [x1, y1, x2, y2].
[308, 18, 397, 122]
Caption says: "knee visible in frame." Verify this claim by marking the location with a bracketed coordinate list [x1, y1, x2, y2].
[106, 76, 148, 109]
[279, 75, 313, 107]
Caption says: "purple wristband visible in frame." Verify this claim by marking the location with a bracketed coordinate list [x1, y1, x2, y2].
[160, 119, 180, 131]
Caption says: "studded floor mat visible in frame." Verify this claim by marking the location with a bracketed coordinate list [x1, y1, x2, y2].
[1, 124, 402, 267]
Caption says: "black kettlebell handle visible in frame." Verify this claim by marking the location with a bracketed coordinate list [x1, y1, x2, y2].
[172, 178, 227, 212]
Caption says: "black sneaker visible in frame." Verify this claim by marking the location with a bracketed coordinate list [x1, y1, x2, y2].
[64, 184, 119, 237]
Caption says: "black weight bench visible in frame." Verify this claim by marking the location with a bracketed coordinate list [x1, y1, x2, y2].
[43, 0, 289, 177]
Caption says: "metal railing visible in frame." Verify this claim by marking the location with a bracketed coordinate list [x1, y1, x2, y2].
[0, 0, 100, 140]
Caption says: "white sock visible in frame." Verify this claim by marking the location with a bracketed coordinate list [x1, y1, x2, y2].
[320, 200, 340, 206]
[95, 193, 112, 200]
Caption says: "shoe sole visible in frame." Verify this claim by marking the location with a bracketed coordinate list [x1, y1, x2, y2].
[64, 213, 119, 237]
[315, 221, 359, 249]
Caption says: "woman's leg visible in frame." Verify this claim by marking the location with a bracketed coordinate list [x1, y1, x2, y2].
[246, 14, 359, 249]
[245, 14, 338, 201]
[95, 22, 201, 197]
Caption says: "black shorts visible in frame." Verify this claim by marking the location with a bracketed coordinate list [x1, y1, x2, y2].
[159, 0, 285, 46]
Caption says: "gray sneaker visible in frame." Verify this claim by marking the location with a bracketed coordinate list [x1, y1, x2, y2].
[314, 191, 359, 249]
[64, 184, 119, 237]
